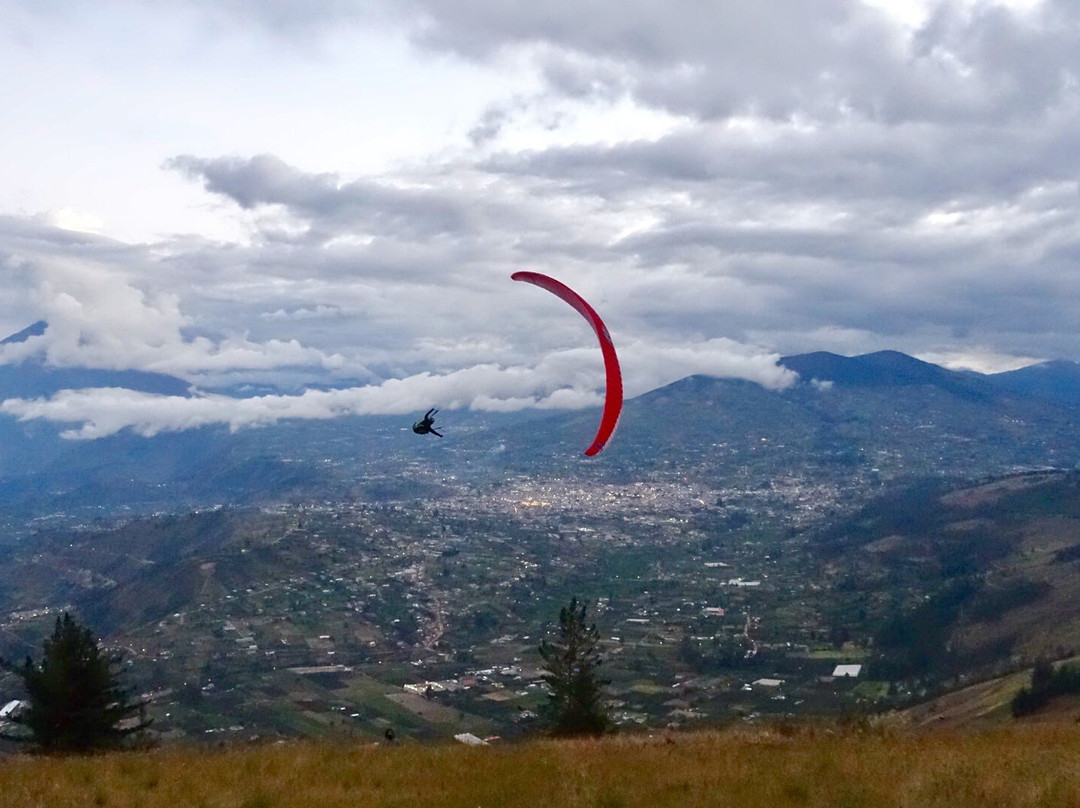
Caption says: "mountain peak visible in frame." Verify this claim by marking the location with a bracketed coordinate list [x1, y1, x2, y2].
[989, 359, 1080, 405]
[1, 320, 47, 345]
[779, 350, 947, 387]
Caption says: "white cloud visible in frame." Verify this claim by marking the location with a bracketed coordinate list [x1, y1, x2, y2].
[46, 208, 104, 235]
[0, 338, 794, 439]
[2, 0, 1080, 442]
[259, 305, 342, 321]
[0, 365, 540, 439]
[915, 349, 1044, 374]
[0, 252, 344, 377]
[621, 338, 797, 397]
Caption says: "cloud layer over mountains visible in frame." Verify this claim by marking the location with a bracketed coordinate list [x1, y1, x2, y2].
[1, 1, 1077, 437]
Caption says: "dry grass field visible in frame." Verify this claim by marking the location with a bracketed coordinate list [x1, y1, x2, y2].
[2, 722, 1080, 808]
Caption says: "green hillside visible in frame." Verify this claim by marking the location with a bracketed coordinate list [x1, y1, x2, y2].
[815, 470, 1080, 688]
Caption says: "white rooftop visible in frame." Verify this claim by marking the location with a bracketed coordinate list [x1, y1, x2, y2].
[832, 664, 862, 678]
[0, 699, 23, 717]
[454, 732, 489, 747]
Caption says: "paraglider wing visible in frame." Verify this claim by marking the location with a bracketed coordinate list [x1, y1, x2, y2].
[511, 271, 623, 456]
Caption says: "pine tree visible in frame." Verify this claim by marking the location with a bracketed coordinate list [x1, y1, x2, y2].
[538, 597, 610, 736]
[1, 612, 150, 753]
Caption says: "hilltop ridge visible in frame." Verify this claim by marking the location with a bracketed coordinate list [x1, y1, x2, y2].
[2, 722, 1080, 807]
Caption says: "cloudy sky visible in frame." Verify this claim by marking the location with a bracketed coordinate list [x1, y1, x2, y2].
[1, 0, 1077, 438]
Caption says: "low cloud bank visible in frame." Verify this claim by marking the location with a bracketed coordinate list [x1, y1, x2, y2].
[1, 341, 794, 439]
[0, 368, 588, 440]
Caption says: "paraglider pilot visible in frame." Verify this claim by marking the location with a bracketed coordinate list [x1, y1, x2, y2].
[412, 408, 443, 437]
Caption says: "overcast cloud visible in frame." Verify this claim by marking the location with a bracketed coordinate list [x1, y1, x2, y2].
[1, 0, 1078, 438]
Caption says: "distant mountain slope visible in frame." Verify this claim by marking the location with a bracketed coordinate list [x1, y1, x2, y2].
[0, 362, 192, 399]
[779, 350, 946, 387]
[0, 321, 191, 400]
[1, 340, 1079, 529]
[778, 349, 994, 401]
[0, 320, 47, 344]
[988, 360, 1080, 407]
[619, 353, 1080, 485]
[778, 350, 1080, 409]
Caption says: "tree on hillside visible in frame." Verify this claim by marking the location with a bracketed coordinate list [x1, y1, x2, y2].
[1012, 657, 1080, 717]
[0, 612, 150, 753]
[538, 597, 610, 736]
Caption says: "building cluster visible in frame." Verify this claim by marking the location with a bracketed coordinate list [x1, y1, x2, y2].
[0, 464, 872, 741]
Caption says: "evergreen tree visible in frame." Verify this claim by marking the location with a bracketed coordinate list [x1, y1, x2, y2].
[538, 597, 610, 736]
[1031, 657, 1055, 692]
[1012, 658, 1080, 717]
[1, 612, 150, 753]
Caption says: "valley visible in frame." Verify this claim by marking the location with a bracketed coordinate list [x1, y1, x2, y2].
[0, 470, 868, 742]
[5, 467, 1080, 744]
[4, 351, 1080, 743]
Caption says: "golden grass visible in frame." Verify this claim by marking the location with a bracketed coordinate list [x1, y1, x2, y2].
[2, 723, 1080, 808]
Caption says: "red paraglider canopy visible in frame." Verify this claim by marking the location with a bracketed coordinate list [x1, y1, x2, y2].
[511, 271, 623, 456]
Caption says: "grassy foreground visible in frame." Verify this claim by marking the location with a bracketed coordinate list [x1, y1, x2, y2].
[3, 723, 1080, 808]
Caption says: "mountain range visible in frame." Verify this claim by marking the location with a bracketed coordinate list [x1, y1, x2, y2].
[2, 323, 1080, 532]
[781, 348, 1080, 404]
